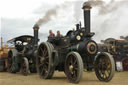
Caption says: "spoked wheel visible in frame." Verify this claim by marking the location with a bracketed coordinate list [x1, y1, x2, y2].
[122, 58, 128, 71]
[21, 57, 29, 76]
[37, 42, 54, 79]
[7, 50, 13, 72]
[95, 52, 115, 82]
[65, 52, 83, 83]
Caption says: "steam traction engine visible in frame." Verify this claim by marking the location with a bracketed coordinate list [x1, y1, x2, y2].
[0, 37, 11, 72]
[37, 2, 115, 83]
[7, 26, 39, 75]
[98, 37, 128, 71]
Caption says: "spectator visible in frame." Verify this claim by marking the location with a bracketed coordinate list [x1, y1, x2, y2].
[49, 30, 55, 37]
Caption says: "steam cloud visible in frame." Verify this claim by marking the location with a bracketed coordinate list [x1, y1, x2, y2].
[34, 2, 71, 27]
[87, 0, 128, 42]
[88, 0, 126, 15]
[35, 1, 83, 27]
[35, 0, 128, 43]
[35, 7, 58, 26]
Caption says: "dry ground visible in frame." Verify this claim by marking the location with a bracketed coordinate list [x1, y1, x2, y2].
[0, 71, 128, 85]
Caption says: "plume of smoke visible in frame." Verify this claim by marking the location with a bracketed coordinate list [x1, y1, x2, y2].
[34, 1, 72, 27]
[88, 0, 127, 15]
[88, 0, 105, 7]
[35, 7, 59, 26]
[90, 0, 128, 42]
[88, 0, 112, 15]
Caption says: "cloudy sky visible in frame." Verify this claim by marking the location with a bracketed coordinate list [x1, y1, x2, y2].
[1, 0, 128, 46]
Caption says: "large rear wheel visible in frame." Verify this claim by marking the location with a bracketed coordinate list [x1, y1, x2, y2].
[37, 42, 55, 79]
[65, 52, 83, 83]
[95, 52, 115, 82]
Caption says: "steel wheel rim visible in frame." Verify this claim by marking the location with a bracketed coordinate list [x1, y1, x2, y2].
[38, 43, 49, 78]
[21, 58, 28, 75]
[65, 54, 79, 82]
[22, 60, 27, 75]
[95, 55, 112, 80]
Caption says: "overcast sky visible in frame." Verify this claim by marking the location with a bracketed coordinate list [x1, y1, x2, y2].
[1, 0, 128, 46]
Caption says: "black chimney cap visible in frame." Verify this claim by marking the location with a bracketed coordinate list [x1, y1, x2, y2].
[82, 2, 92, 10]
[33, 24, 39, 30]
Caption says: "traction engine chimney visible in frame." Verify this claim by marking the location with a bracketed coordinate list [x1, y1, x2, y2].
[33, 24, 39, 46]
[82, 2, 92, 33]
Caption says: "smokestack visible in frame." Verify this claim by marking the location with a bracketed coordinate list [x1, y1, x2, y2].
[76, 24, 80, 30]
[82, 2, 92, 33]
[33, 24, 39, 46]
[1, 37, 3, 49]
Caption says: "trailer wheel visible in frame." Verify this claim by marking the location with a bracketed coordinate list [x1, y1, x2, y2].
[21, 57, 29, 76]
[95, 52, 115, 82]
[65, 52, 83, 83]
[37, 42, 55, 79]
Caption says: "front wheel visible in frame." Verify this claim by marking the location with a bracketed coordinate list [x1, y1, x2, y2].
[95, 52, 115, 82]
[7, 50, 13, 72]
[65, 52, 83, 83]
[21, 57, 29, 76]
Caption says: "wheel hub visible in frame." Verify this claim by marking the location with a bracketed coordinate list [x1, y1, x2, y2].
[107, 64, 111, 70]
[40, 57, 44, 63]
[69, 65, 73, 71]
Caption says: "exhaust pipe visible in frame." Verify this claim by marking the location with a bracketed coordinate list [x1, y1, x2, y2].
[1, 37, 3, 49]
[33, 24, 39, 46]
[82, 2, 92, 33]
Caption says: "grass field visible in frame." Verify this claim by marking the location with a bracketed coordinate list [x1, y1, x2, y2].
[0, 71, 128, 85]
